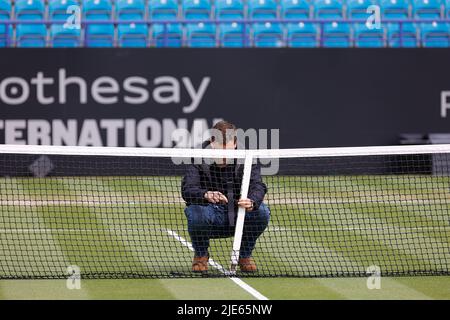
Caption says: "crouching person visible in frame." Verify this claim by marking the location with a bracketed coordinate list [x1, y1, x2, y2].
[181, 120, 270, 273]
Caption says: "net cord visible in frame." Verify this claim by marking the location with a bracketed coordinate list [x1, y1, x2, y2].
[1, 144, 450, 158]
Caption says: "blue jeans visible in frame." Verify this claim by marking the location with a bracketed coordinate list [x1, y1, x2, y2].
[184, 203, 270, 258]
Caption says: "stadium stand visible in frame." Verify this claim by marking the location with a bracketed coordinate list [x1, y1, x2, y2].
[0, 0, 450, 47]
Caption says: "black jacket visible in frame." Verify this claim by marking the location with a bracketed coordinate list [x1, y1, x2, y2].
[181, 143, 267, 210]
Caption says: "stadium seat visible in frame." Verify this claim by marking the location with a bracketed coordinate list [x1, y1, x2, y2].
[420, 21, 450, 47]
[186, 22, 216, 47]
[286, 22, 318, 47]
[215, 0, 245, 20]
[386, 22, 419, 47]
[280, 0, 311, 19]
[322, 21, 351, 47]
[347, 0, 380, 19]
[380, 0, 410, 19]
[83, 0, 112, 18]
[50, 25, 81, 47]
[116, 0, 146, 20]
[0, 0, 11, 19]
[219, 22, 247, 47]
[16, 24, 47, 47]
[446, 0, 450, 17]
[15, 0, 46, 47]
[84, 0, 114, 47]
[252, 22, 284, 47]
[15, 0, 45, 20]
[118, 22, 148, 47]
[49, 0, 81, 47]
[183, 0, 212, 20]
[0, 0, 12, 47]
[149, 0, 179, 19]
[353, 22, 386, 47]
[85, 24, 115, 47]
[314, 0, 344, 19]
[152, 23, 183, 47]
[248, 0, 278, 20]
[49, 0, 80, 20]
[412, 0, 443, 19]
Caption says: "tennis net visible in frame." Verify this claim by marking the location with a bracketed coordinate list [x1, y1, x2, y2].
[0, 144, 449, 279]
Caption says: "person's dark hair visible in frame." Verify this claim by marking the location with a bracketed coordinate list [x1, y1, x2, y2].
[211, 120, 237, 145]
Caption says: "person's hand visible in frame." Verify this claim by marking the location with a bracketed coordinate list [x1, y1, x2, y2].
[204, 191, 228, 204]
[238, 198, 254, 211]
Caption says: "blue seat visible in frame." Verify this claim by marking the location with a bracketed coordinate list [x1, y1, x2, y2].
[118, 22, 148, 47]
[322, 21, 351, 47]
[380, 0, 410, 18]
[215, 0, 244, 20]
[420, 21, 450, 47]
[386, 22, 419, 47]
[15, 0, 45, 19]
[84, 0, 114, 47]
[16, 24, 47, 47]
[287, 22, 318, 47]
[152, 23, 183, 47]
[280, 0, 311, 19]
[347, 0, 379, 19]
[0, 0, 12, 47]
[314, 0, 344, 19]
[49, 0, 80, 47]
[353, 22, 386, 47]
[149, 0, 179, 20]
[85, 24, 114, 47]
[49, 0, 80, 20]
[116, 0, 145, 20]
[0, 0, 11, 19]
[183, 0, 211, 20]
[83, 0, 112, 18]
[15, 0, 46, 47]
[252, 22, 284, 47]
[219, 22, 247, 47]
[186, 22, 216, 47]
[446, 0, 450, 17]
[412, 0, 443, 19]
[50, 24, 81, 47]
[248, 0, 278, 20]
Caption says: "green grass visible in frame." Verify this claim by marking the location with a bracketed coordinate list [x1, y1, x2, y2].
[1, 277, 449, 299]
[0, 175, 449, 299]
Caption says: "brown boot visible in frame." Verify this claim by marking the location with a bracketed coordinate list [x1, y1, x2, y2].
[192, 256, 208, 272]
[239, 257, 257, 272]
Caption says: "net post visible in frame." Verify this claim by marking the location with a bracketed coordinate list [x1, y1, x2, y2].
[229, 153, 254, 274]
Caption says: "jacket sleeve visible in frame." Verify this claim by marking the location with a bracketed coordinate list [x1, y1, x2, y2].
[181, 165, 208, 205]
[247, 164, 267, 210]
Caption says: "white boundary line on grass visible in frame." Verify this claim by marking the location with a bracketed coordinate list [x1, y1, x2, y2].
[165, 229, 269, 301]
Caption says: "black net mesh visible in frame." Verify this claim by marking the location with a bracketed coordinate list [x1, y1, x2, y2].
[0, 151, 449, 279]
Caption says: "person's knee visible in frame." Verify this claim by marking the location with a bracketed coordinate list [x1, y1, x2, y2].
[185, 204, 216, 228]
[254, 203, 270, 223]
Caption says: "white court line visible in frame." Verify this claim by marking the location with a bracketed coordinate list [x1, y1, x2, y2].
[165, 229, 269, 301]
